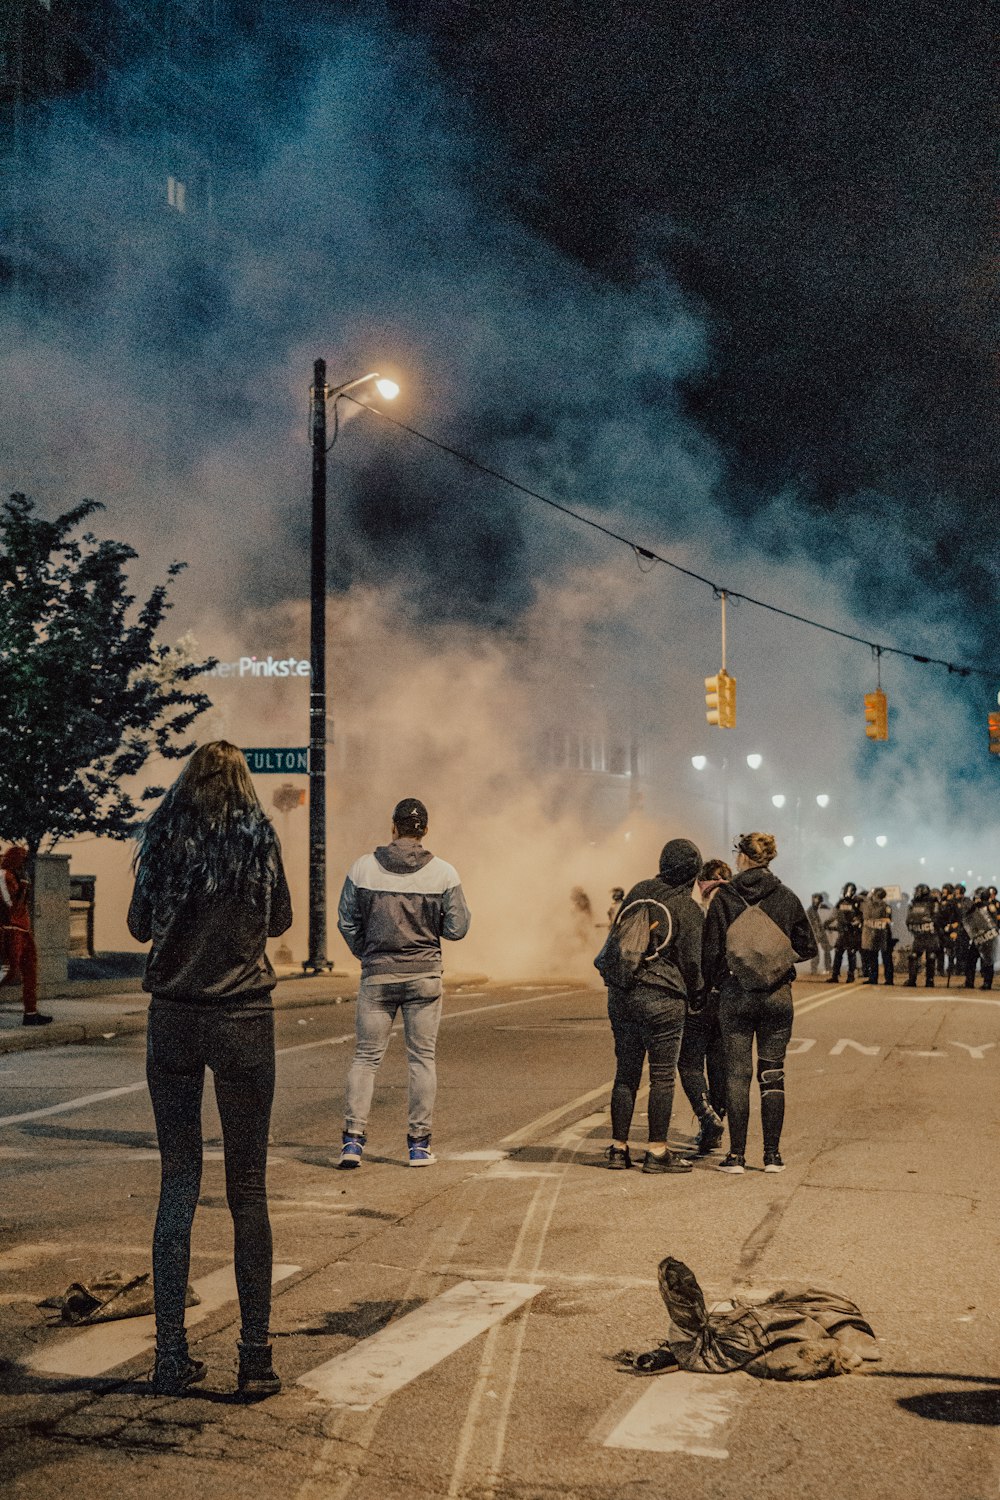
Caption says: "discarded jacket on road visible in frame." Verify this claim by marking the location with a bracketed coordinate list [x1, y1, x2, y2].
[635, 1256, 880, 1381]
[39, 1270, 200, 1325]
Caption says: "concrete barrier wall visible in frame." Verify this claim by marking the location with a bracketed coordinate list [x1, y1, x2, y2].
[32, 853, 70, 993]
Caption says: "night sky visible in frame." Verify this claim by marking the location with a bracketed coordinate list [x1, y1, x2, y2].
[378, 0, 997, 650]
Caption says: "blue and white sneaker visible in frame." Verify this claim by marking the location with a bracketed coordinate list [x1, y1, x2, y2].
[407, 1135, 436, 1167]
[338, 1132, 365, 1169]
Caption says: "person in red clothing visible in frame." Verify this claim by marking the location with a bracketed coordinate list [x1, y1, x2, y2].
[0, 846, 52, 1026]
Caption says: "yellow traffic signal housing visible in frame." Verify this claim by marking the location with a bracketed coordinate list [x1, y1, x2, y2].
[864, 689, 888, 741]
[989, 712, 1000, 755]
[705, 668, 736, 728]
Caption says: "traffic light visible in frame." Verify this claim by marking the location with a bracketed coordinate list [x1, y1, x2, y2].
[705, 669, 736, 728]
[864, 690, 888, 741]
[989, 712, 1000, 755]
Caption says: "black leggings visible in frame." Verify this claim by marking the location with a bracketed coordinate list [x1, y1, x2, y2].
[146, 996, 275, 1351]
[677, 993, 727, 1121]
[719, 979, 794, 1157]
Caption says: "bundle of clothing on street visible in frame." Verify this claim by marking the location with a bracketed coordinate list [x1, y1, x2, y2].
[627, 1256, 880, 1381]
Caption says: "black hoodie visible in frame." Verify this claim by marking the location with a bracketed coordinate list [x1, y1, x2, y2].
[614, 839, 704, 1002]
[702, 865, 816, 992]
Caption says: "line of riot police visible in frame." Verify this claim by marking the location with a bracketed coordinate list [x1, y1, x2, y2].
[805, 883, 998, 990]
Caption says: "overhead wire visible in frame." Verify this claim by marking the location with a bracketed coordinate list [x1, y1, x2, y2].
[346, 395, 997, 684]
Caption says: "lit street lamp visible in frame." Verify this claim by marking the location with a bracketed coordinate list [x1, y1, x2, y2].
[816, 793, 830, 808]
[746, 753, 763, 770]
[771, 793, 786, 809]
[306, 360, 399, 973]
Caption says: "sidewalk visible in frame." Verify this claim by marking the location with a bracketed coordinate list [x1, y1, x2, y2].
[0, 970, 489, 1056]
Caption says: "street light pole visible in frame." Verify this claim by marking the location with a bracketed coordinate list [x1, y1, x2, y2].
[303, 363, 400, 974]
[306, 358, 329, 973]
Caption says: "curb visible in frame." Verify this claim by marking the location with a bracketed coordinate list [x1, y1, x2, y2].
[0, 973, 492, 1056]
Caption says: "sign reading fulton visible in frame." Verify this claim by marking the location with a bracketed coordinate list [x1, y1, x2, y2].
[244, 748, 309, 774]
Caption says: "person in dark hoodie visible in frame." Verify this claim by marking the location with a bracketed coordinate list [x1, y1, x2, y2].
[702, 831, 816, 1175]
[336, 798, 471, 1170]
[600, 838, 704, 1175]
[127, 741, 293, 1399]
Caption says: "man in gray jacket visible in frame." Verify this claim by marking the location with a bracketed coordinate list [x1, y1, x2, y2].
[336, 798, 471, 1168]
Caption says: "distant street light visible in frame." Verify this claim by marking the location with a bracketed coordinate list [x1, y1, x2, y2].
[746, 753, 763, 770]
[691, 755, 707, 771]
[771, 793, 786, 809]
[816, 793, 830, 808]
[875, 835, 888, 848]
[843, 835, 855, 847]
[306, 360, 400, 973]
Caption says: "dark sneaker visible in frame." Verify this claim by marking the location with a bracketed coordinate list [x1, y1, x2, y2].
[642, 1150, 693, 1174]
[605, 1145, 632, 1170]
[633, 1345, 680, 1375]
[717, 1153, 746, 1174]
[22, 1012, 53, 1027]
[825, 977, 838, 985]
[696, 1111, 725, 1155]
[407, 1135, 436, 1167]
[338, 1131, 365, 1169]
[150, 1350, 207, 1396]
[237, 1343, 281, 1401]
[763, 1151, 785, 1173]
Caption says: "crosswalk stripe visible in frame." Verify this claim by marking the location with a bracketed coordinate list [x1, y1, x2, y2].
[27, 1262, 300, 1377]
[296, 1280, 542, 1410]
[599, 1371, 746, 1457]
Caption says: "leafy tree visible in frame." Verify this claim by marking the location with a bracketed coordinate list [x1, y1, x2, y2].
[0, 492, 214, 851]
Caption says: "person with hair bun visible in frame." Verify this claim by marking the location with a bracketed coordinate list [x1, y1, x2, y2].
[128, 741, 292, 1399]
[702, 831, 816, 1175]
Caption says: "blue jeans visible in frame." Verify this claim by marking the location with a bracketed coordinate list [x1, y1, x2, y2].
[607, 983, 686, 1142]
[344, 976, 443, 1138]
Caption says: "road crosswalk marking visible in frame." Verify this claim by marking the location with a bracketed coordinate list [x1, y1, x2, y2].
[599, 1371, 746, 1458]
[297, 1280, 542, 1410]
[27, 1262, 299, 1378]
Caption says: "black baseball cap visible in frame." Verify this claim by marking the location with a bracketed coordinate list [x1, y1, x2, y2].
[392, 798, 428, 836]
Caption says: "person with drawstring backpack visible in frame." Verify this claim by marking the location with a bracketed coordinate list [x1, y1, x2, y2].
[702, 832, 816, 1175]
[595, 838, 705, 1175]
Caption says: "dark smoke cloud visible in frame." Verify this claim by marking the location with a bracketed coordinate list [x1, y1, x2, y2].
[392, 0, 998, 659]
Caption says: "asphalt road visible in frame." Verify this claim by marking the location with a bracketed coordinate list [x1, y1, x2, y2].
[1, 976, 998, 1499]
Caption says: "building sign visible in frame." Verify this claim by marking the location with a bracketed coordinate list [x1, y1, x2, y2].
[209, 656, 311, 679]
[244, 748, 309, 774]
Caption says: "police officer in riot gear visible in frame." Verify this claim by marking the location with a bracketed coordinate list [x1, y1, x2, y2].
[827, 883, 862, 983]
[963, 889, 997, 991]
[905, 884, 939, 987]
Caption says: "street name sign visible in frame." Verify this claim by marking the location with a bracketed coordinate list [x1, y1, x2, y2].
[244, 748, 309, 774]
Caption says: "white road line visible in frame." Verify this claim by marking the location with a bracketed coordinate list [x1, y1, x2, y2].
[889, 993, 1000, 1008]
[0, 988, 588, 1128]
[600, 1372, 745, 1458]
[27, 1262, 299, 1377]
[0, 1083, 147, 1128]
[795, 981, 866, 1016]
[500, 1081, 614, 1148]
[296, 1280, 542, 1409]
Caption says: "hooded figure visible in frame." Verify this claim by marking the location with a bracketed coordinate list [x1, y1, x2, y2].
[599, 837, 705, 1176]
[0, 846, 49, 1025]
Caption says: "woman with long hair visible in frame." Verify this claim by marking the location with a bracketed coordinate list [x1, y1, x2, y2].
[128, 741, 292, 1398]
